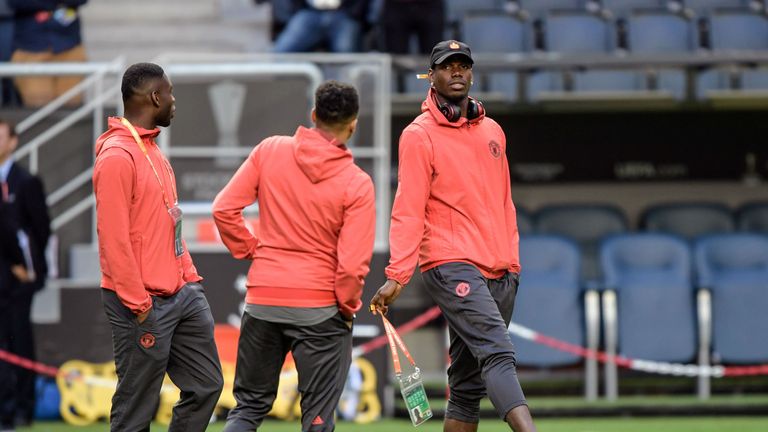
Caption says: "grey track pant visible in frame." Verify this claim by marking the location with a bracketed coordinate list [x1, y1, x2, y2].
[423, 262, 526, 423]
[102, 283, 224, 432]
[222, 312, 352, 432]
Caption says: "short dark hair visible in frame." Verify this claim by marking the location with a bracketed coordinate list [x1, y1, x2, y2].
[121, 62, 166, 102]
[314, 80, 359, 127]
[0, 118, 17, 137]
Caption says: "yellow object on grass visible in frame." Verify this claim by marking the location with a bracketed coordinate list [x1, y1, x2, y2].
[55, 357, 380, 425]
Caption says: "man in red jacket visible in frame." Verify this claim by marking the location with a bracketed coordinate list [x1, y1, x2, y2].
[371, 40, 537, 432]
[93, 62, 223, 431]
[213, 80, 375, 432]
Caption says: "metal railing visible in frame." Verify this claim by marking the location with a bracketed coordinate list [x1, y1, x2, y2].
[7, 54, 393, 265]
[153, 53, 393, 252]
[1, 59, 125, 234]
[3, 59, 125, 172]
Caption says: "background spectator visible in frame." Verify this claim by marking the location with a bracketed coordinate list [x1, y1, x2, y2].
[273, 0, 371, 53]
[0, 118, 51, 429]
[379, 0, 444, 54]
[0, 0, 18, 106]
[9, 0, 88, 108]
[255, 0, 298, 41]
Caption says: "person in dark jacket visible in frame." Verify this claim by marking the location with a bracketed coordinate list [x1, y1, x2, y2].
[273, 0, 370, 52]
[380, 0, 445, 54]
[0, 118, 51, 429]
[9, 0, 88, 107]
[0, 0, 18, 106]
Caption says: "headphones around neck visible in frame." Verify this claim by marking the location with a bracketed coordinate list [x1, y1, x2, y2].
[434, 93, 485, 122]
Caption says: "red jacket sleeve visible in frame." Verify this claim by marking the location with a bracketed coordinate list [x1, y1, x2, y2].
[502, 143, 521, 274]
[93, 149, 152, 314]
[385, 127, 433, 286]
[180, 238, 202, 282]
[335, 174, 376, 319]
[212, 145, 261, 260]
[163, 159, 202, 283]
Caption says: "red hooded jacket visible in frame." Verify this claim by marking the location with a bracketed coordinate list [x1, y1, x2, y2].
[93, 117, 202, 315]
[385, 89, 521, 285]
[212, 126, 375, 318]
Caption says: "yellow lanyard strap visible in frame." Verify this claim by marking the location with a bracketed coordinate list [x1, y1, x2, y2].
[120, 117, 177, 209]
[382, 315, 417, 376]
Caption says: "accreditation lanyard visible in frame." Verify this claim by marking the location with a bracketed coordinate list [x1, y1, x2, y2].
[381, 314, 433, 426]
[120, 118, 185, 257]
[381, 315, 416, 377]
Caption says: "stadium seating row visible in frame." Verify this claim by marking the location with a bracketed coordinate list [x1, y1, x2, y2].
[515, 201, 768, 286]
[447, 0, 768, 25]
[513, 232, 768, 399]
[460, 6, 768, 52]
[398, 66, 768, 103]
[397, 6, 768, 101]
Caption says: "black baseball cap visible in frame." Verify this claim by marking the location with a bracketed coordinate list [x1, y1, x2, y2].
[429, 40, 474, 68]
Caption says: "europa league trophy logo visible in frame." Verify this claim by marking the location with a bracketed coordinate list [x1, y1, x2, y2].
[209, 80, 246, 167]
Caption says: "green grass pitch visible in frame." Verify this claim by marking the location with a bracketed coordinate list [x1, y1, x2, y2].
[19, 417, 768, 432]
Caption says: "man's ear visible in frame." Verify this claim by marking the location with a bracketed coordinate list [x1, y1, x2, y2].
[151, 90, 161, 108]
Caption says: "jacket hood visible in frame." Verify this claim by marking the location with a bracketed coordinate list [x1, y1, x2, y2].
[293, 126, 354, 184]
[95, 117, 160, 156]
[421, 87, 485, 128]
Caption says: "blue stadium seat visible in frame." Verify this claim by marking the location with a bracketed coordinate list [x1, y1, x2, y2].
[462, 13, 529, 101]
[623, 12, 693, 100]
[695, 234, 768, 364]
[572, 69, 687, 100]
[696, 67, 768, 98]
[572, 69, 646, 91]
[512, 235, 600, 399]
[685, 0, 751, 14]
[462, 14, 530, 53]
[741, 69, 768, 89]
[601, 0, 680, 18]
[518, 0, 593, 18]
[446, 0, 503, 24]
[516, 206, 535, 235]
[709, 12, 768, 50]
[601, 233, 697, 399]
[627, 12, 699, 53]
[544, 13, 615, 53]
[486, 73, 520, 100]
[530, 69, 685, 100]
[641, 202, 735, 241]
[656, 69, 687, 100]
[535, 204, 629, 286]
[736, 201, 768, 232]
[695, 68, 731, 97]
[514, 235, 582, 368]
[527, 71, 566, 101]
[536, 12, 639, 99]
[401, 71, 428, 95]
